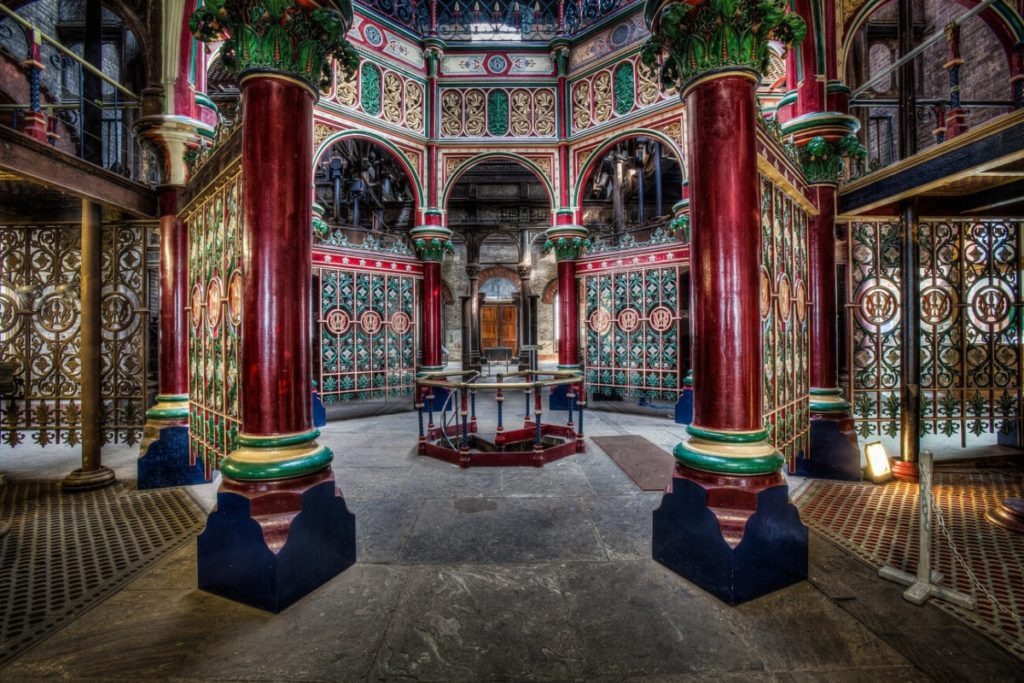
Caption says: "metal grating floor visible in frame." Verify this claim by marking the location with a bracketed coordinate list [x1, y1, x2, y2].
[0, 480, 205, 665]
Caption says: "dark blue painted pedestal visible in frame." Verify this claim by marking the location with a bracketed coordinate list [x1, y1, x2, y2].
[653, 473, 808, 605]
[675, 387, 693, 424]
[794, 418, 862, 481]
[548, 384, 572, 411]
[197, 473, 356, 613]
[137, 425, 207, 489]
[312, 390, 327, 427]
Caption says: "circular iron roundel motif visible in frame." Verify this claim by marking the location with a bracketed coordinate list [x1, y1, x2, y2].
[794, 279, 807, 324]
[967, 278, 1014, 334]
[360, 309, 383, 335]
[390, 311, 411, 335]
[0, 285, 21, 338]
[206, 276, 223, 337]
[919, 276, 957, 331]
[487, 54, 508, 73]
[34, 286, 80, 341]
[610, 23, 631, 46]
[618, 307, 641, 333]
[190, 283, 204, 329]
[100, 284, 141, 341]
[759, 267, 772, 320]
[589, 307, 612, 334]
[363, 24, 384, 46]
[325, 308, 351, 335]
[854, 277, 900, 334]
[776, 273, 792, 323]
[649, 305, 675, 333]
[227, 270, 243, 327]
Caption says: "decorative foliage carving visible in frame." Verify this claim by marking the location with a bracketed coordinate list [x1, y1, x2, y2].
[573, 81, 592, 131]
[487, 90, 509, 136]
[336, 65, 358, 107]
[613, 62, 634, 115]
[465, 90, 486, 136]
[798, 135, 866, 184]
[641, 0, 806, 94]
[361, 62, 382, 115]
[382, 71, 403, 124]
[593, 71, 613, 122]
[405, 81, 424, 132]
[442, 90, 464, 136]
[637, 59, 662, 106]
[510, 89, 533, 136]
[190, 0, 359, 91]
[534, 89, 555, 136]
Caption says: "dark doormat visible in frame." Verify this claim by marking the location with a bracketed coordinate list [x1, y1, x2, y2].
[0, 481, 206, 665]
[592, 435, 675, 491]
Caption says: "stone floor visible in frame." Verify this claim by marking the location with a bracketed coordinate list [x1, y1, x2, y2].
[1, 401, 1022, 681]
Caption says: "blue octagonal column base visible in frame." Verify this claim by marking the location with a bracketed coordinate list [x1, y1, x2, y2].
[137, 424, 207, 489]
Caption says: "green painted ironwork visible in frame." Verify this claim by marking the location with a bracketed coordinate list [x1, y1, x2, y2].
[361, 62, 382, 116]
[316, 263, 417, 403]
[760, 176, 811, 469]
[847, 219, 1024, 443]
[487, 90, 509, 136]
[613, 61, 634, 115]
[186, 169, 243, 475]
[583, 264, 683, 402]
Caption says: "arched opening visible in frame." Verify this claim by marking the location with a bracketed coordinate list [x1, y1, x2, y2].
[578, 135, 684, 240]
[313, 136, 417, 236]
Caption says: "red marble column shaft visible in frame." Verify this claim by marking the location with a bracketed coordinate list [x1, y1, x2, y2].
[557, 260, 579, 367]
[158, 187, 189, 396]
[688, 74, 762, 432]
[808, 184, 838, 391]
[422, 261, 443, 367]
[240, 76, 314, 437]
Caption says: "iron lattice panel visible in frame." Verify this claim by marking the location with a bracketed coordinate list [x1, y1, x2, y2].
[760, 177, 810, 468]
[1, 222, 149, 447]
[315, 262, 417, 402]
[185, 169, 243, 474]
[583, 264, 683, 401]
[847, 219, 1023, 441]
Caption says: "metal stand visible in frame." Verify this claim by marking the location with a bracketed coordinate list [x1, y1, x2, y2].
[879, 450, 974, 608]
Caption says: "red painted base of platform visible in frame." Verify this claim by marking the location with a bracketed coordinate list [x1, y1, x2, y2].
[420, 423, 583, 467]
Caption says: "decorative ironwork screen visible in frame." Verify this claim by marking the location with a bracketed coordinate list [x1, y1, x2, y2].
[1, 221, 150, 447]
[185, 168, 243, 474]
[847, 219, 1023, 443]
[760, 177, 810, 468]
[581, 258, 684, 401]
[314, 254, 419, 403]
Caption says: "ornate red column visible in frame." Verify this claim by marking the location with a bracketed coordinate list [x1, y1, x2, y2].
[135, 117, 209, 488]
[544, 225, 587, 408]
[643, 0, 808, 605]
[412, 225, 454, 373]
[190, 0, 358, 613]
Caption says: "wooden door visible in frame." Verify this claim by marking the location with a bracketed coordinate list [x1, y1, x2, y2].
[500, 305, 517, 355]
[481, 305, 499, 350]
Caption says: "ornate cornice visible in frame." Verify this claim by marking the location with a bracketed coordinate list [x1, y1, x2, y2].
[543, 225, 591, 261]
[190, 0, 359, 94]
[641, 0, 806, 97]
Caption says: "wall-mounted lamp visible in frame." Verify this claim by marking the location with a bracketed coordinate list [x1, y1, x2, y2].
[864, 441, 892, 484]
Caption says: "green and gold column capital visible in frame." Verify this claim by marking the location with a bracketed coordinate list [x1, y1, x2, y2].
[809, 387, 852, 414]
[675, 425, 784, 476]
[669, 199, 690, 241]
[781, 113, 866, 185]
[410, 225, 455, 262]
[145, 393, 190, 421]
[190, 0, 358, 95]
[221, 428, 333, 480]
[543, 225, 590, 261]
[641, 0, 806, 97]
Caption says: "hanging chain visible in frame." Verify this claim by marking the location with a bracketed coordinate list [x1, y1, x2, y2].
[927, 487, 1024, 628]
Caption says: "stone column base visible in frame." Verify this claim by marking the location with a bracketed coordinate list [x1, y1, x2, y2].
[197, 467, 356, 612]
[794, 415, 861, 481]
[652, 465, 808, 605]
[137, 422, 206, 489]
[891, 459, 920, 482]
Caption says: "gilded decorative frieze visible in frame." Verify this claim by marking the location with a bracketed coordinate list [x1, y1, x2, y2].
[573, 81, 592, 131]
[464, 90, 487, 136]
[336, 68, 358, 107]
[593, 71, 613, 123]
[405, 82, 424, 133]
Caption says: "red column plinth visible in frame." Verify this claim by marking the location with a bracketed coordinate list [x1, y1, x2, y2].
[422, 260, 444, 370]
[557, 260, 580, 369]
